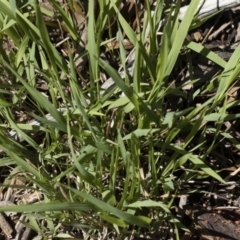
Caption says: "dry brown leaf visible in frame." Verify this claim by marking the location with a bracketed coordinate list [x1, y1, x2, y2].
[193, 31, 202, 42]
[106, 39, 133, 51]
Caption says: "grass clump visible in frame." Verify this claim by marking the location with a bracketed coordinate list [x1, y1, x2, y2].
[0, 0, 240, 239]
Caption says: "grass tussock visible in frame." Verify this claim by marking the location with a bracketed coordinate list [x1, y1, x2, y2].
[0, 0, 240, 239]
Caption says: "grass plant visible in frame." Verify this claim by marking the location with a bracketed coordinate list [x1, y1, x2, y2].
[0, 0, 239, 239]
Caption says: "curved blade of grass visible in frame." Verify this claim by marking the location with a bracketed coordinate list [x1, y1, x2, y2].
[128, 133, 140, 200]
[0, 0, 41, 43]
[186, 40, 226, 68]
[48, 0, 78, 40]
[62, 185, 151, 228]
[0, 0, 16, 19]
[15, 36, 29, 67]
[165, 0, 201, 77]
[100, 213, 127, 228]
[122, 129, 160, 140]
[86, 0, 98, 84]
[0, 202, 95, 213]
[4, 151, 40, 177]
[160, 96, 214, 153]
[2, 108, 39, 150]
[149, 24, 169, 102]
[110, 0, 155, 80]
[34, 2, 57, 73]
[189, 154, 225, 183]
[0, 57, 66, 124]
[220, 132, 240, 150]
[125, 199, 170, 213]
[70, 81, 97, 141]
[9, 0, 17, 17]
[117, 128, 127, 166]
[204, 113, 240, 121]
[98, 58, 159, 124]
[163, 143, 225, 183]
[0, 130, 37, 160]
[68, 140, 98, 187]
[215, 49, 240, 102]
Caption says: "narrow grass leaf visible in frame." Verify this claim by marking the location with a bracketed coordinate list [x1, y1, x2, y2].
[34, 2, 57, 73]
[100, 213, 127, 228]
[0, 202, 95, 213]
[189, 155, 225, 183]
[0, 57, 66, 124]
[63, 185, 151, 228]
[204, 113, 240, 121]
[48, 0, 77, 40]
[5, 152, 40, 177]
[111, 0, 155, 79]
[123, 129, 159, 140]
[165, 0, 201, 77]
[126, 200, 170, 213]
[70, 81, 97, 141]
[9, 0, 17, 17]
[186, 41, 226, 68]
[68, 138, 98, 187]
